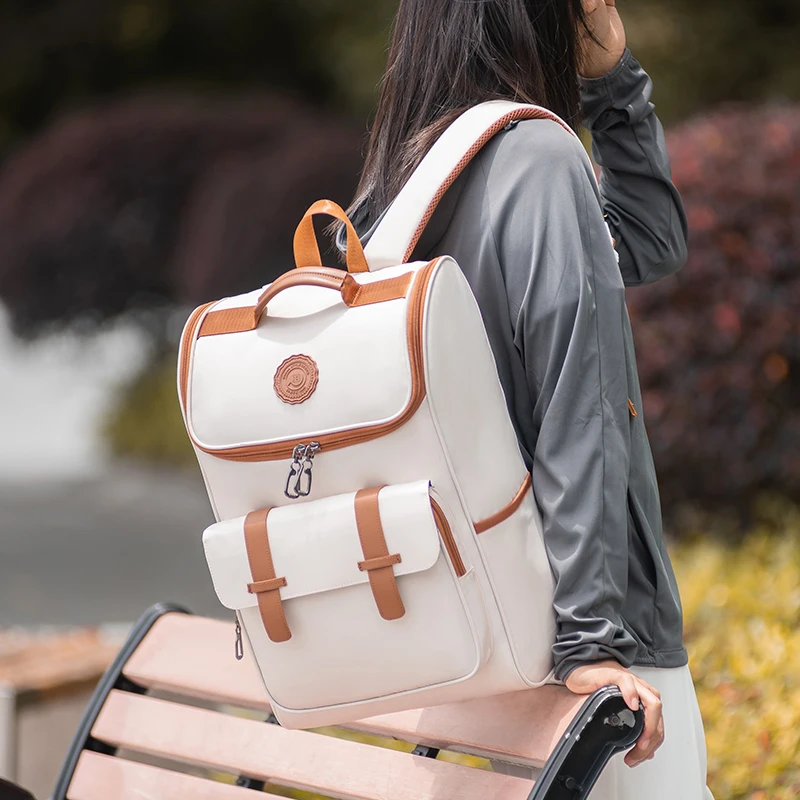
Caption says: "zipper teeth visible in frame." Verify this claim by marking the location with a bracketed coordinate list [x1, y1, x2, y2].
[184, 257, 442, 463]
[430, 498, 466, 578]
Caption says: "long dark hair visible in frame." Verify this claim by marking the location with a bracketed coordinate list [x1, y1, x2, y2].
[351, 0, 593, 224]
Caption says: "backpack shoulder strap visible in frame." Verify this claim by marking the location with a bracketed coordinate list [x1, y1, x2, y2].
[363, 100, 577, 271]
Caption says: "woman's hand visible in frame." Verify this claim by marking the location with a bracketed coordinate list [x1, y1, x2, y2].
[579, 0, 627, 79]
[565, 659, 664, 767]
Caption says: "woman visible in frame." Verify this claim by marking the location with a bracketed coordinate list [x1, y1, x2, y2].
[340, 1, 712, 797]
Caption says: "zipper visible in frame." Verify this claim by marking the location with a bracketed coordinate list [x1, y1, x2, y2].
[234, 614, 244, 661]
[430, 498, 466, 578]
[284, 442, 321, 499]
[178, 257, 441, 463]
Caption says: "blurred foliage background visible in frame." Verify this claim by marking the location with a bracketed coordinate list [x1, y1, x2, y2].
[0, 2, 799, 797]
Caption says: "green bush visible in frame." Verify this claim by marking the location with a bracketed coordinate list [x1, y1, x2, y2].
[104, 354, 195, 466]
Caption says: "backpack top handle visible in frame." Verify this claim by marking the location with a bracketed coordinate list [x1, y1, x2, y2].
[294, 199, 369, 274]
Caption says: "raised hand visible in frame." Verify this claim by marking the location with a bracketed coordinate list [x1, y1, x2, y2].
[579, 0, 627, 79]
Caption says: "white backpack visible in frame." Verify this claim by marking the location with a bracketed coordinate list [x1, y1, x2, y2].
[179, 101, 579, 729]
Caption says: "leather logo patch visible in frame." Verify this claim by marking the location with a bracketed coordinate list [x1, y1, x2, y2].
[274, 355, 319, 405]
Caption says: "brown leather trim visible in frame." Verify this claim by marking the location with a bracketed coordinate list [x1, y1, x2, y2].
[178, 301, 215, 408]
[403, 109, 573, 263]
[354, 487, 405, 621]
[198, 307, 256, 338]
[179, 257, 441, 462]
[431, 499, 466, 578]
[474, 473, 533, 535]
[628, 397, 638, 418]
[340, 271, 414, 307]
[294, 199, 369, 274]
[196, 270, 415, 338]
[243, 509, 292, 643]
[358, 553, 402, 572]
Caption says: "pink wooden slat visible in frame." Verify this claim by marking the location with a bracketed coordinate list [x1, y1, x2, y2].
[92, 690, 533, 800]
[67, 751, 252, 800]
[347, 686, 584, 769]
[124, 614, 269, 710]
[123, 613, 584, 767]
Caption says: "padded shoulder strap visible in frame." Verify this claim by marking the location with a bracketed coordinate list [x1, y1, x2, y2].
[363, 100, 577, 271]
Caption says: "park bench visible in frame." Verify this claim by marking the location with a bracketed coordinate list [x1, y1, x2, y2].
[8, 603, 643, 800]
[0, 627, 122, 784]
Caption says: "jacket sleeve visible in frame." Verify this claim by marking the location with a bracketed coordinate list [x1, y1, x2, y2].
[580, 48, 688, 286]
[486, 123, 640, 682]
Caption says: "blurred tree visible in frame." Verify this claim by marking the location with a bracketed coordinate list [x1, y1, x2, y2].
[0, 93, 363, 334]
[629, 104, 800, 512]
[1, 0, 799, 161]
[0, 0, 395, 157]
[624, 0, 800, 123]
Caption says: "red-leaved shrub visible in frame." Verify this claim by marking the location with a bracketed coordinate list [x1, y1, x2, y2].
[0, 93, 362, 334]
[628, 104, 800, 511]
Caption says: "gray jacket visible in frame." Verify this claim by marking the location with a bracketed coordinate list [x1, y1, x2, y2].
[342, 49, 689, 682]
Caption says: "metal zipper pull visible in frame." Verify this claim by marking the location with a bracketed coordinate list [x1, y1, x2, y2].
[284, 444, 306, 499]
[296, 442, 320, 497]
[234, 616, 244, 661]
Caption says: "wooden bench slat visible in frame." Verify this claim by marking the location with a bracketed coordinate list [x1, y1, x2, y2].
[123, 613, 584, 768]
[67, 751, 254, 799]
[124, 614, 270, 710]
[0, 629, 119, 694]
[92, 690, 534, 800]
[346, 686, 582, 769]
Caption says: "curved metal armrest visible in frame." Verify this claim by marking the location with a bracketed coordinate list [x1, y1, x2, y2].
[529, 685, 645, 800]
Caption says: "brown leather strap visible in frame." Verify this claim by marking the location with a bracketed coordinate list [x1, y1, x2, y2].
[197, 307, 256, 338]
[294, 199, 369, 273]
[244, 509, 292, 643]
[354, 488, 405, 621]
[474, 473, 533, 534]
[197, 270, 414, 337]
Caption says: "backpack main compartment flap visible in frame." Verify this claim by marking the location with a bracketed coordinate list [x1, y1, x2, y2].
[183, 263, 428, 454]
[203, 480, 442, 611]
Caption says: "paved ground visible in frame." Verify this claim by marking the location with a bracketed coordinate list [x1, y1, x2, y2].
[0, 462, 226, 793]
[0, 462, 221, 626]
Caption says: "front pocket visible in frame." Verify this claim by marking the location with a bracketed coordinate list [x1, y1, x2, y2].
[474, 482, 557, 685]
[203, 480, 490, 712]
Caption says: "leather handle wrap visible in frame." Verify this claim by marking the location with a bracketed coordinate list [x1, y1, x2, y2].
[251, 267, 414, 324]
[294, 199, 369, 274]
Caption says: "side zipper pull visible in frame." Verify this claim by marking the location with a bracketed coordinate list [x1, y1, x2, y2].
[234, 616, 244, 661]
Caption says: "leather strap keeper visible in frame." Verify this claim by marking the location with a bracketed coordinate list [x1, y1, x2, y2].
[354, 487, 405, 621]
[244, 509, 292, 643]
[358, 553, 402, 572]
[248, 576, 288, 594]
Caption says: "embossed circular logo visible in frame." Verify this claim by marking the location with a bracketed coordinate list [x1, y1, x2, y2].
[274, 355, 319, 405]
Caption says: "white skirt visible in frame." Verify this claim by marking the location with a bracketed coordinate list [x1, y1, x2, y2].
[493, 664, 715, 799]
